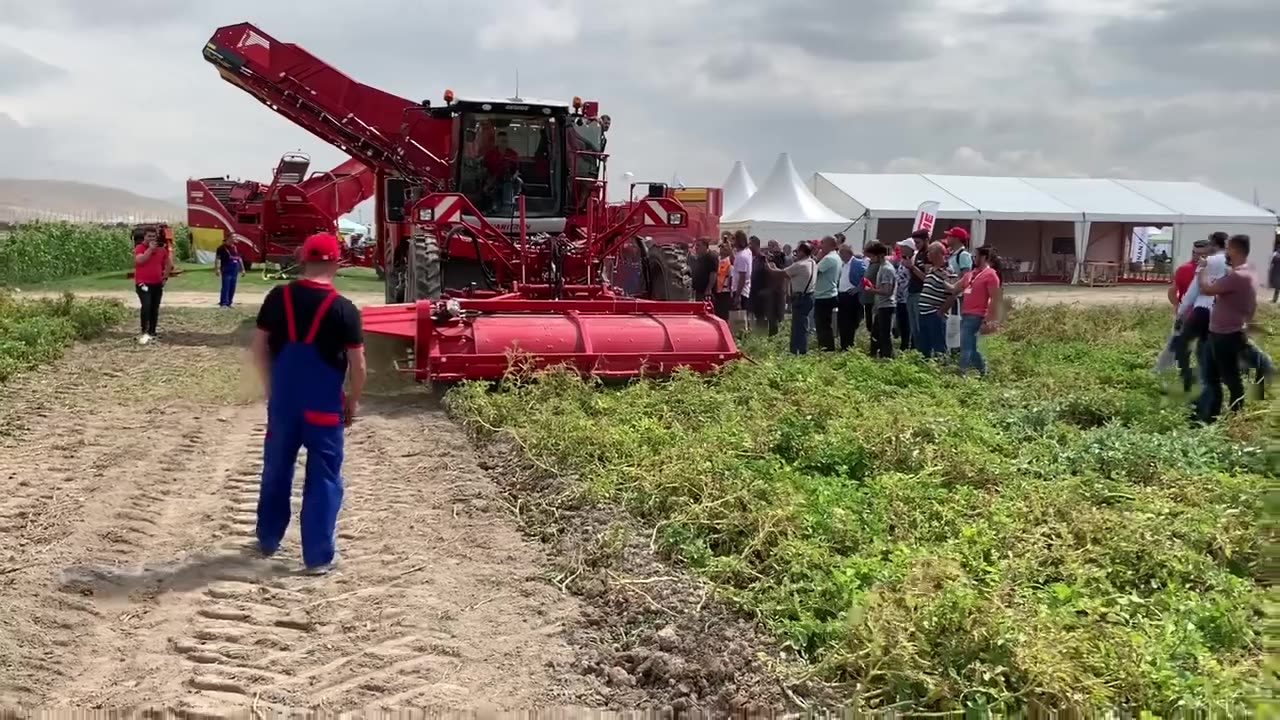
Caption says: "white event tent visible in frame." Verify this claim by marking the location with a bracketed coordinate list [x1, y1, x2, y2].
[811, 172, 1277, 285]
[721, 153, 851, 244]
[721, 161, 758, 217]
[812, 173, 979, 249]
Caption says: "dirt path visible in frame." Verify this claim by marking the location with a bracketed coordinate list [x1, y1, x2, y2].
[15, 284, 1169, 312]
[1005, 284, 1168, 305]
[13, 288, 388, 308]
[0, 309, 588, 712]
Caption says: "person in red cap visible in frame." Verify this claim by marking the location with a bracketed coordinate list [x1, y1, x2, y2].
[943, 227, 972, 275]
[940, 227, 973, 353]
[250, 232, 366, 574]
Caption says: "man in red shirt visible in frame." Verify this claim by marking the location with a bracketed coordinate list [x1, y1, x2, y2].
[484, 131, 519, 180]
[1161, 238, 1209, 392]
[483, 131, 519, 212]
[132, 227, 172, 344]
[1169, 238, 1209, 306]
[957, 246, 1002, 377]
[251, 233, 367, 574]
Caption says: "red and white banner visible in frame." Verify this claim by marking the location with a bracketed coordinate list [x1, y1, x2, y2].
[913, 200, 941, 236]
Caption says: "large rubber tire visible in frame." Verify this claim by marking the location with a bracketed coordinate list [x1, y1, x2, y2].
[647, 242, 692, 301]
[407, 230, 443, 302]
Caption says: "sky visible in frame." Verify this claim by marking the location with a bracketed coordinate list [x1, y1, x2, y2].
[0, 0, 1277, 216]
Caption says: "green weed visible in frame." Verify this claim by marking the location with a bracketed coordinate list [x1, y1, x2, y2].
[450, 303, 1277, 712]
[0, 290, 125, 381]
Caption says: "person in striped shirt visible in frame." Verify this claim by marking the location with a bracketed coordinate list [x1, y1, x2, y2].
[916, 242, 962, 358]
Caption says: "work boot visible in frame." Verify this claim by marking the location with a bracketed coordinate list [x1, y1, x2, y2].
[303, 552, 339, 576]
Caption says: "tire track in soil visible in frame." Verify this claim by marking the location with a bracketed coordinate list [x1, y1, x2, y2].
[0, 309, 591, 712]
[160, 407, 586, 712]
[0, 397, 263, 704]
[43, 407, 264, 706]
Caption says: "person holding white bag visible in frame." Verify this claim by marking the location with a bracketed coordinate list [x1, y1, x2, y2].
[917, 242, 963, 358]
[942, 227, 973, 354]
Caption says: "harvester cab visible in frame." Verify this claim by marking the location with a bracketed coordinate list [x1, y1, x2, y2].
[384, 92, 696, 308]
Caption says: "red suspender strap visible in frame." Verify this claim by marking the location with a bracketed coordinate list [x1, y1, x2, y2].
[282, 283, 298, 343]
[303, 291, 340, 345]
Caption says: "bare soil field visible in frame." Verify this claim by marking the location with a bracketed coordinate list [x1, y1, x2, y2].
[0, 308, 798, 714]
[14, 288, 388, 309]
[0, 282, 1177, 714]
[0, 309, 588, 712]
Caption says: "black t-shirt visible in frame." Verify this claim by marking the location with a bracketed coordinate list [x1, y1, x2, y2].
[909, 253, 927, 294]
[215, 245, 241, 270]
[751, 252, 770, 293]
[691, 250, 718, 295]
[256, 280, 364, 373]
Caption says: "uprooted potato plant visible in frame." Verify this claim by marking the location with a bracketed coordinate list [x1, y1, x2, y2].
[449, 302, 1275, 713]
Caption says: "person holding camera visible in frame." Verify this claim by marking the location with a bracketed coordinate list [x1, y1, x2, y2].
[766, 243, 817, 355]
[133, 227, 173, 345]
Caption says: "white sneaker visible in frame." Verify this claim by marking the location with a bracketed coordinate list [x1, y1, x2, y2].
[138, 334, 152, 345]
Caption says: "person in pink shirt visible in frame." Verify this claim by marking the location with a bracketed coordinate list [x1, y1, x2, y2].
[1195, 233, 1257, 422]
[957, 246, 1002, 377]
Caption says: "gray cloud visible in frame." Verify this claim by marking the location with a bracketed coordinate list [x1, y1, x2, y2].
[1094, 0, 1280, 93]
[0, 44, 65, 92]
[743, 0, 937, 63]
[700, 47, 774, 83]
[0, 0, 195, 28]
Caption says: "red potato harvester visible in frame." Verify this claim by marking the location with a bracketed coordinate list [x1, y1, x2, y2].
[202, 22, 740, 382]
[186, 153, 380, 276]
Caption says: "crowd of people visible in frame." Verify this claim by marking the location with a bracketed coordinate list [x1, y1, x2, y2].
[1157, 231, 1272, 424]
[685, 226, 1270, 424]
[688, 227, 1004, 376]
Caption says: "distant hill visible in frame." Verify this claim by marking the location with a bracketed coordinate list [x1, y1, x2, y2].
[0, 179, 184, 224]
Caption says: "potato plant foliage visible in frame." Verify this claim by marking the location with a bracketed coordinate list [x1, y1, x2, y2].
[0, 221, 193, 286]
[450, 303, 1276, 713]
[0, 291, 124, 381]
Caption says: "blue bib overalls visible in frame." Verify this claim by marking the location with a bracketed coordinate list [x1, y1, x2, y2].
[256, 284, 346, 568]
[219, 251, 242, 307]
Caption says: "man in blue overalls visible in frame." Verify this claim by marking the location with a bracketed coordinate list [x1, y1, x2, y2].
[251, 232, 366, 574]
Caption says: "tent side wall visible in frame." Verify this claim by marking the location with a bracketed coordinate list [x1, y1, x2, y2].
[1177, 222, 1277, 286]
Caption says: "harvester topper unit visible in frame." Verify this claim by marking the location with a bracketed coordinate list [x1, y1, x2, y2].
[203, 22, 740, 381]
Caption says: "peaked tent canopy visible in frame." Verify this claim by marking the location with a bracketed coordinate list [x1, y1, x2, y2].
[721, 161, 759, 217]
[721, 153, 851, 244]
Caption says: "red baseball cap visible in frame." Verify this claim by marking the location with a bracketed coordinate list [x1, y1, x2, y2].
[300, 232, 341, 262]
[942, 227, 969, 242]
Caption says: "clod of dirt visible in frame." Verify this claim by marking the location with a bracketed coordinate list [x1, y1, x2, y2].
[655, 624, 679, 651]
